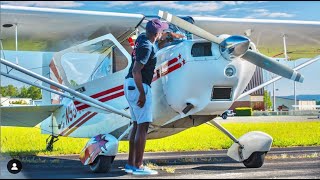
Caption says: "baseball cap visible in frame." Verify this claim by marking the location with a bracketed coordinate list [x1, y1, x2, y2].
[146, 19, 169, 33]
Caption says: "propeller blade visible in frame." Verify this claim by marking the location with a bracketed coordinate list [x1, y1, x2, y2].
[159, 10, 304, 83]
[242, 50, 304, 83]
[158, 10, 223, 44]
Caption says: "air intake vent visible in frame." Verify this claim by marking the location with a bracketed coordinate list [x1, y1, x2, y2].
[191, 42, 212, 57]
[211, 87, 232, 100]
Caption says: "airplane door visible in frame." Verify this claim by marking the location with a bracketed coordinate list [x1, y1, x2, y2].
[50, 33, 131, 89]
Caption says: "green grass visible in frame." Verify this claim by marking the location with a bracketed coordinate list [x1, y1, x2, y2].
[2, 39, 48, 51]
[1, 122, 320, 156]
[258, 46, 320, 60]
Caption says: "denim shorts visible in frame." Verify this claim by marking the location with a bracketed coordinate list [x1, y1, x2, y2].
[124, 78, 152, 124]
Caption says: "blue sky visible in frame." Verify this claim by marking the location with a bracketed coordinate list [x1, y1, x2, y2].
[1, 1, 320, 20]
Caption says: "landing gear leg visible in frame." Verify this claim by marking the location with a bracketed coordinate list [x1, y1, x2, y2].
[46, 113, 59, 151]
[208, 120, 272, 168]
[46, 135, 59, 151]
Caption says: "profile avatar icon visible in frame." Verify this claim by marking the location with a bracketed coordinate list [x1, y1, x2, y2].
[11, 163, 18, 171]
[7, 159, 22, 174]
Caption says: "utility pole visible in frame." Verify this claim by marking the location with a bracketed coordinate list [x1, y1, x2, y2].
[273, 79, 276, 111]
[294, 60, 297, 111]
[283, 34, 296, 111]
[15, 23, 19, 65]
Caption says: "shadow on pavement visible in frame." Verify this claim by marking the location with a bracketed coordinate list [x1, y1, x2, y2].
[192, 165, 245, 171]
[1, 156, 128, 179]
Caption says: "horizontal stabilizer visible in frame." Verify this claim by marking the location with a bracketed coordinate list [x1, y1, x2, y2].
[0, 104, 62, 127]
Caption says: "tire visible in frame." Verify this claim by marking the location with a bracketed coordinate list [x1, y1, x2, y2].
[89, 155, 114, 173]
[243, 152, 266, 168]
[222, 113, 227, 120]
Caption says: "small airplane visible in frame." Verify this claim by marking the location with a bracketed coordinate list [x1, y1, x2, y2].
[1, 5, 320, 173]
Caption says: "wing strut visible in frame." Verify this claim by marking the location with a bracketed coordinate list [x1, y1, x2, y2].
[0, 72, 109, 112]
[0, 58, 131, 119]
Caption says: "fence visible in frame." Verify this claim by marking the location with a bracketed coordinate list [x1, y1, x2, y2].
[253, 110, 320, 116]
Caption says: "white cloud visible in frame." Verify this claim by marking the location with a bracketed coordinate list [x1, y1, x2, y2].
[244, 15, 254, 19]
[179, 14, 220, 18]
[106, 1, 134, 7]
[219, 14, 228, 18]
[139, 1, 222, 12]
[253, 9, 268, 13]
[221, 1, 237, 5]
[267, 12, 294, 18]
[230, 8, 242, 11]
[221, 1, 265, 5]
[139, 1, 269, 13]
[246, 9, 295, 18]
[1, 1, 84, 8]
[221, 1, 249, 5]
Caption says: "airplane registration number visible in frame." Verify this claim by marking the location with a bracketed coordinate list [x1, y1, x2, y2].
[65, 103, 78, 125]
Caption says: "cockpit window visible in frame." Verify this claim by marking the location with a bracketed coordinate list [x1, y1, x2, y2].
[59, 38, 128, 87]
[166, 16, 194, 40]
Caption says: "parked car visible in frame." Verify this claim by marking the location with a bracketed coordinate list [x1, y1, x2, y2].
[221, 110, 236, 119]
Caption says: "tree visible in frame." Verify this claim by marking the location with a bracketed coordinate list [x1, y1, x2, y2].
[1, 84, 42, 99]
[27, 86, 42, 100]
[0, 85, 19, 97]
[7, 85, 19, 97]
[0, 86, 6, 97]
[264, 90, 272, 110]
[317, 101, 320, 105]
[18, 86, 29, 98]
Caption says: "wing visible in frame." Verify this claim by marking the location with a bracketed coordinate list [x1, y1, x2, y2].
[192, 17, 320, 57]
[1, 5, 144, 51]
[0, 104, 62, 127]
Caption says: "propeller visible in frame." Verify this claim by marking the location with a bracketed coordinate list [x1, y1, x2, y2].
[158, 11, 304, 83]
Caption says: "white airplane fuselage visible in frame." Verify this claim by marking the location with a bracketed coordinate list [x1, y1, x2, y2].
[40, 38, 256, 139]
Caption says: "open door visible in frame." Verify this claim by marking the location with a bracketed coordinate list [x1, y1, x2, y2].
[49, 34, 132, 108]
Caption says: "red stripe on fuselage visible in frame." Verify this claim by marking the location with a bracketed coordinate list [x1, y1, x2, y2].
[59, 111, 91, 136]
[76, 91, 124, 111]
[152, 57, 182, 82]
[74, 85, 123, 106]
[63, 112, 98, 137]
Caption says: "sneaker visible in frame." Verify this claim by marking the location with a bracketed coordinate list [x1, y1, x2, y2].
[124, 164, 134, 173]
[132, 166, 158, 175]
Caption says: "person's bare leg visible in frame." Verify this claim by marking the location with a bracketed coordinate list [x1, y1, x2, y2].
[128, 121, 137, 166]
[134, 122, 149, 168]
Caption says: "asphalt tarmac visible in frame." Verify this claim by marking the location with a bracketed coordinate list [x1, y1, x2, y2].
[1, 146, 319, 179]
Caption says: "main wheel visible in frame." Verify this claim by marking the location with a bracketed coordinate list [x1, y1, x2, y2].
[243, 152, 266, 168]
[89, 155, 114, 173]
[222, 113, 228, 120]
